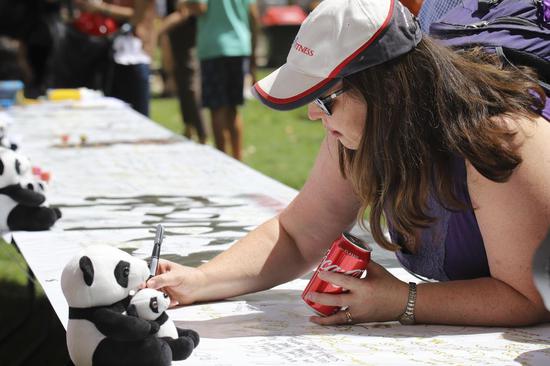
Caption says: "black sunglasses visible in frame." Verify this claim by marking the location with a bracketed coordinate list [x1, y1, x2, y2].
[313, 88, 346, 116]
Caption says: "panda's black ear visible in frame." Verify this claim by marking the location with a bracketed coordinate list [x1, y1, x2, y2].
[114, 260, 130, 288]
[79, 256, 94, 286]
[0, 159, 3, 175]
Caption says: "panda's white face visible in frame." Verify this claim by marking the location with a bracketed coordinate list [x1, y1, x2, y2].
[18, 157, 46, 194]
[0, 148, 28, 189]
[129, 288, 170, 320]
[61, 245, 150, 308]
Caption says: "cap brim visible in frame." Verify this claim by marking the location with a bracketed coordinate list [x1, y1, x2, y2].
[252, 64, 341, 111]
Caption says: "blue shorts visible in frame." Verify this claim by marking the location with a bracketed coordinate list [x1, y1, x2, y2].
[200, 56, 246, 109]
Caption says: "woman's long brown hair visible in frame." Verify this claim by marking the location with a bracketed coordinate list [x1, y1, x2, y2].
[339, 37, 546, 252]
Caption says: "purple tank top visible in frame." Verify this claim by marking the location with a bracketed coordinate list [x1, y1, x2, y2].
[390, 97, 550, 281]
[390, 157, 489, 281]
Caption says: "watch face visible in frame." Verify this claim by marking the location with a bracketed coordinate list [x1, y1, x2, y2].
[533, 231, 550, 311]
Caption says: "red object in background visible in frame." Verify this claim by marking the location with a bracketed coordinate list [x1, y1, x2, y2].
[73, 12, 118, 36]
[302, 232, 372, 316]
[32, 166, 42, 176]
[401, 0, 423, 16]
[40, 172, 51, 183]
[262, 5, 307, 27]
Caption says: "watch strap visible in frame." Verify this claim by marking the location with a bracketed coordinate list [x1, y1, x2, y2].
[398, 282, 417, 325]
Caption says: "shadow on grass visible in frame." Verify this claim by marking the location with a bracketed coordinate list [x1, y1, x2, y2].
[0, 279, 71, 366]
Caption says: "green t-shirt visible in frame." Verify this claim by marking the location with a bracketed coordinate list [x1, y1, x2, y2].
[190, 0, 255, 60]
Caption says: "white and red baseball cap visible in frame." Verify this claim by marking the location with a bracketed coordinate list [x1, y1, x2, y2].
[252, 0, 422, 111]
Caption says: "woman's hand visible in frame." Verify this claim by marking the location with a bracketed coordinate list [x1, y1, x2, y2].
[306, 260, 410, 325]
[145, 259, 207, 307]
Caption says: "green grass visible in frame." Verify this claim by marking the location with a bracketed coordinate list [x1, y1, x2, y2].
[241, 99, 325, 189]
[0, 240, 30, 285]
[151, 68, 326, 190]
[0, 240, 68, 365]
[152, 97, 325, 189]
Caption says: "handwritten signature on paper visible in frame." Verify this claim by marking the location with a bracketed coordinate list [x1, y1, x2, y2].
[55, 193, 282, 265]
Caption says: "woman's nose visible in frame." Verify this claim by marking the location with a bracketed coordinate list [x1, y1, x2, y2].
[308, 103, 324, 121]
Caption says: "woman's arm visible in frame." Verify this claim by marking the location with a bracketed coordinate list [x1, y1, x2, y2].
[157, 0, 206, 36]
[311, 115, 550, 327]
[248, 2, 260, 84]
[157, 11, 187, 36]
[402, 115, 550, 326]
[76, 0, 134, 21]
[461, 114, 550, 325]
[148, 135, 361, 304]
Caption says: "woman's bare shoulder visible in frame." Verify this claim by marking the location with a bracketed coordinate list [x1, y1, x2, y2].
[467, 113, 550, 219]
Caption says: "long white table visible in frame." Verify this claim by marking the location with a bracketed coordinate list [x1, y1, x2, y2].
[7, 99, 550, 365]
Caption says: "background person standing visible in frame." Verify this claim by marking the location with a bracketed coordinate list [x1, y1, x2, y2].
[159, 0, 207, 143]
[184, 0, 259, 160]
[75, 0, 157, 116]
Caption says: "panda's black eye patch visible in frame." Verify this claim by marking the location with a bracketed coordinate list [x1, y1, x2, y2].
[38, 183, 44, 190]
[15, 159, 21, 175]
[27, 183, 34, 191]
[0, 159, 3, 175]
[150, 297, 159, 313]
[114, 260, 130, 288]
[79, 256, 94, 286]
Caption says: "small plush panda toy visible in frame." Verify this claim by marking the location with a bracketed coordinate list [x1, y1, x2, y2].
[128, 288, 199, 348]
[0, 147, 61, 231]
[128, 288, 178, 338]
[61, 245, 199, 366]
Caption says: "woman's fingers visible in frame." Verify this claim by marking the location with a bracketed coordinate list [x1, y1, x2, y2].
[318, 270, 361, 290]
[146, 272, 181, 290]
[306, 291, 350, 307]
[309, 310, 351, 326]
[163, 288, 181, 307]
[155, 259, 173, 274]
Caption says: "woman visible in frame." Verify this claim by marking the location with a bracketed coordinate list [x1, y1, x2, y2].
[147, 0, 550, 326]
[75, 0, 156, 116]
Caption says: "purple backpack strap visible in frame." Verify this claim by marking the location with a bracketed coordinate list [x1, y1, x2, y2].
[544, 0, 550, 22]
[430, 0, 550, 94]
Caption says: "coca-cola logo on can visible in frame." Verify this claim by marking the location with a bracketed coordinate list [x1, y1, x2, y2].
[318, 258, 364, 278]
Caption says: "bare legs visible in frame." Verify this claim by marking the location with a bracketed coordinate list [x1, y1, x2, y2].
[210, 106, 243, 160]
[183, 125, 207, 144]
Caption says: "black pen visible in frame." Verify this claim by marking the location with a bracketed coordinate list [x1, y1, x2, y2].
[149, 224, 165, 279]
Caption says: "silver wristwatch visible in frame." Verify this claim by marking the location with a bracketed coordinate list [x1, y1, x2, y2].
[398, 282, 417, 325]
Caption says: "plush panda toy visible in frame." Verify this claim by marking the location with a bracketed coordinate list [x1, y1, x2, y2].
[128, 288, 200, 349]
[128, 288, 178, 338]
[0, 111, 18, 150]
[61, 245, 199, 366]
[0, 147, 61, 231]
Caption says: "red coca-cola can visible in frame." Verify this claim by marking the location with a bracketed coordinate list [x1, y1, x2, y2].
[302, 232, 372, 316]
